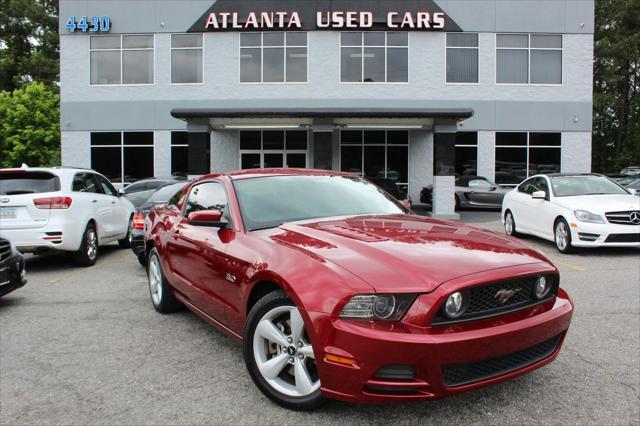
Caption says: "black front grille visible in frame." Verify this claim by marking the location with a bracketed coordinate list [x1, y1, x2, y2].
[442, 334, 561, 387]
[432, 276, 557, 325]
[605, 233, 640, 243]
[0, 238, 11, 263]
[605, 211, 640, 225]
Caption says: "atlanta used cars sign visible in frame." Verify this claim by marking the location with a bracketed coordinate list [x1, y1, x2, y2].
[188, 0, 462, 32]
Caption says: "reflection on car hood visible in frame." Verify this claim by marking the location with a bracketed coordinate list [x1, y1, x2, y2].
[553, 194, 640, 213]
[266, 214, 550, 293]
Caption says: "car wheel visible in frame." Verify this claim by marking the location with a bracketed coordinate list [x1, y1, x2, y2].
[137, 253, 147, 267]
[75, 223, 98, 267]
[554, 219, 574, 254]
[147, 248, 182, 313]
[243, 290, 325, 411]
[118, 217, 133, 249]
[504, 211, 520, 237]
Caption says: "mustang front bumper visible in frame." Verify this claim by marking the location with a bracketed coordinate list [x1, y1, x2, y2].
[308, 289, 573, 403]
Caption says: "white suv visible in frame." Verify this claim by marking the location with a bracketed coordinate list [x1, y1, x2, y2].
[0, 167, 135, 266]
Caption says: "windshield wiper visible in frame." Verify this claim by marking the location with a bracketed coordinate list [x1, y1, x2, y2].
[249, 223, 283, 231]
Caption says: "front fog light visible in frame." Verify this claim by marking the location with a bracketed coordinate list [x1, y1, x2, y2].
[534, 276, 551, 299]
[444, 291, 468, 318]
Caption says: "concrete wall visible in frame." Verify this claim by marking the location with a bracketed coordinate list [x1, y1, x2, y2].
[211, 130, 240, 172]
[408, 130, 433, 203]
[561, 132, 592, 173]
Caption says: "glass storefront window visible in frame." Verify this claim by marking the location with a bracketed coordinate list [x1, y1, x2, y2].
[455, 132, 478, 176]
[171, 34, 203, 84]
[91, 132, 154, 185]
[495, 132, 561, 185]
[90, 35, 154, 85]
[171, 132, 188, 178]
[240, 32, 307, 83]
[239, 130, 308, 169]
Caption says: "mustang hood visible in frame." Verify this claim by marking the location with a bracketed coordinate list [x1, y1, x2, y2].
[268, 215, 550, 293]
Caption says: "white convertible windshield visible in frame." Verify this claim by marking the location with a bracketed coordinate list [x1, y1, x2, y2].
[551, 175, 629, 197]
[234, 175, 406, 231]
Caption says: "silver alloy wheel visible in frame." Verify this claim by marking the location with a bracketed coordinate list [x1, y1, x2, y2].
[148, 254, 163, 306]
[253, 305, 320, 397]
[505, 213, 514, 235]
[555, 221, 568, 250]
[128, 221, 133, 245]
[86, 228, 98, 261]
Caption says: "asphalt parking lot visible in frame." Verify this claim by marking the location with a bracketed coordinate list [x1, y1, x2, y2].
[1, 211, 639, 425]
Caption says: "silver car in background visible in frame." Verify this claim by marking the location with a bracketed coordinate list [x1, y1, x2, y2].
[420, 176, 512, 209]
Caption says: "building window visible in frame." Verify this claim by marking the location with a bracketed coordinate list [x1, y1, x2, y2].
[455, 132, 478, 176]
[91, 132, 154, 185]
[496, 34, 562, 84]
[340, 130, 409, 189]
[90, 35, 154, 85]
[171, 132, 189, 178]
[240, 32, 307, 83]
[239, 130, 308, 169]
[446, 33, 479, 83]
[171, 34, 203, 84]
[340, 32, 408, 83]
[495, 132, 561, 185]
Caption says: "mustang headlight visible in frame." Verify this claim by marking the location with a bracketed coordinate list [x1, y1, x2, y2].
[340, 294, 416, 321]
[574, 210, 604, 224]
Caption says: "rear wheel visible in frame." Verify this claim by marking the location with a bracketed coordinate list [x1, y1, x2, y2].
[243, 291, 325, 411]
[504, 211, 520, 237]
[147, 248, 181, 313]
[75, 223, 98, 267]
[554, 219, 574, 253]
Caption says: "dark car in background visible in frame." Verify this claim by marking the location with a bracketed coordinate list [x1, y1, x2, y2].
[370, 177, 408, 202]
[130, 182, 187, 266]
[122, 177, 186, 209]
[0, 238, 27, 297]
[616, 175, 640, 194]
[421, 176, 511, 209]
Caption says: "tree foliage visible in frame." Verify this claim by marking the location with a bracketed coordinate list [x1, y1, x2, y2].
[0, 82, 60, 167]
[593, 0, 640, 172]
[0, 0, 59, 91]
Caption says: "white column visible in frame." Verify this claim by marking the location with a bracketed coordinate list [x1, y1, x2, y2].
[433, 176, 458, 218]
[477, 131, 495, 181]
[408, 130, 433, 204]
[154, 130, 171, 177]
[561, 132, 592, 173]
[211, 129, 239, 172]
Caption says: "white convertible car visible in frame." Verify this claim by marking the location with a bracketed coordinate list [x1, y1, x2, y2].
[501, 173, 640, 253]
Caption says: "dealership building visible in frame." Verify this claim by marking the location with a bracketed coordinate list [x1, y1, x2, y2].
[59, 0, 594, 217]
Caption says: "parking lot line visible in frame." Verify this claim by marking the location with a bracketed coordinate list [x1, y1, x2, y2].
[549, 258, 586, 272]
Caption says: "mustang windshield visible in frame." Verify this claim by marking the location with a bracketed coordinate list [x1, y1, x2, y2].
[234, 175, 406, 230]
[550, 175, 630, 197]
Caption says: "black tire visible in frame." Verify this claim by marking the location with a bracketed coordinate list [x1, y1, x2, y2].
[118, 217, 133, 249]
[137, 253, 147, 267]
[146, 248, 182, 313]
[454, 194, 461, 211]
[74, 222, 98, 267]
[554, 218, 574, 254]
[243, 290, 326, 411]
[504, 210, 520, 237]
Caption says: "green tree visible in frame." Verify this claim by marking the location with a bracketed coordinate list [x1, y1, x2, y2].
[0, 82, 60, 167]
[0, 0, 59, 91]
[593, 0, 640, 172]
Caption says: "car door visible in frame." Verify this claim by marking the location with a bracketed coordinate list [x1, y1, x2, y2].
[73, 173, 113, 238]
[509, 178, 536, 232]
[96, 174, 130, 237]
[170, 181, 232, 322]
[529, 177, 556, 237]
[466, 178, 496, 206]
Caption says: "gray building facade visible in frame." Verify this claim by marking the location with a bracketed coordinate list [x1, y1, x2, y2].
[59, 0, 594, 216]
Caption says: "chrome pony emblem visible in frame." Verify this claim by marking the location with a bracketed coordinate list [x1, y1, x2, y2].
[494, 288, 521, 305]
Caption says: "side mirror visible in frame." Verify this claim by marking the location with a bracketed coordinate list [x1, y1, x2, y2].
[531, 190, 547, 200]
[187, 210, 227, 228]
[629, 188, 637, 195]
[118, 188, 125, 197]
[399, 199, 411, 210]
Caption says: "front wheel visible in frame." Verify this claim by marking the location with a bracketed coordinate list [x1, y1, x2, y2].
[118, 217, 133, 249]
[243, 291, 325, 411]
[554, 219, 574, 253]
[504, 211, 520, 237]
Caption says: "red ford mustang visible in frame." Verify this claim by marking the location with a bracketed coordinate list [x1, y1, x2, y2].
[144, 169, 573, 410]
